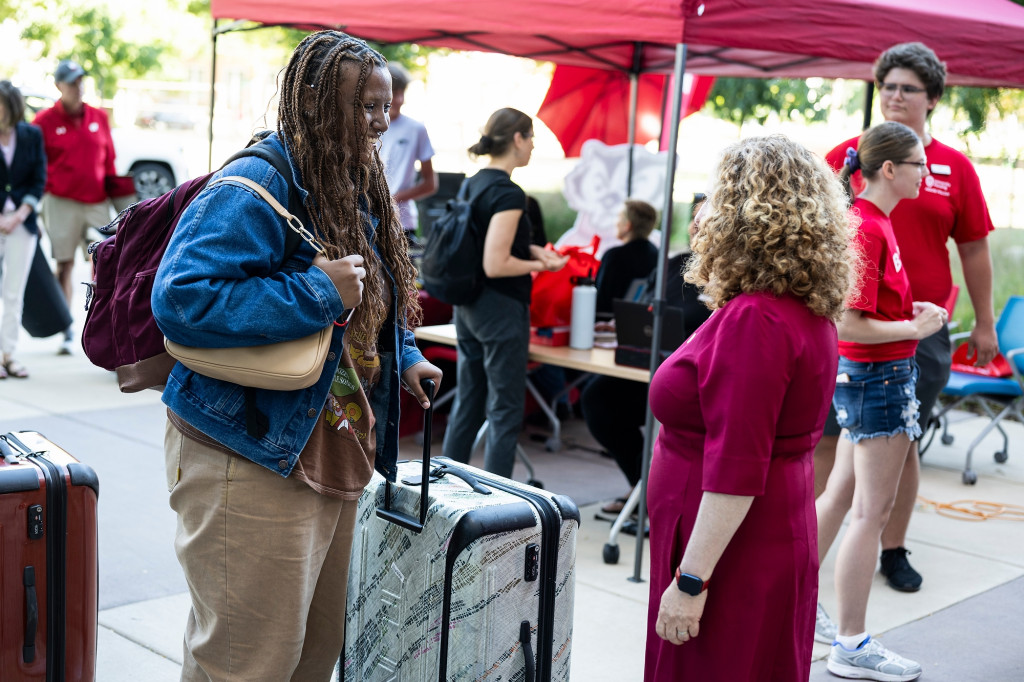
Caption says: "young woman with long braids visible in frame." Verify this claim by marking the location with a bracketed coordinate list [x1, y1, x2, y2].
[153, 31, 441, 680]
[815, 121, 946, 681]
[440, 108, 567, 478]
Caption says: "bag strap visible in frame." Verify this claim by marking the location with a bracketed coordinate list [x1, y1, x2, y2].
[210, 176, 326, 257]
[222, 136, 310, 262]
[215, 135, 326, 441]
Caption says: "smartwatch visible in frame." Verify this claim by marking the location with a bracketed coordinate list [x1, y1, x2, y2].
[675, 567, 709, 596]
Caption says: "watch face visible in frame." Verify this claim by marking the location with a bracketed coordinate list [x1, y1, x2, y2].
[676, 572, 704, 596]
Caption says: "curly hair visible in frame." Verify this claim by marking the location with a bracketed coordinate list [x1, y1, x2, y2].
[684, 135, 855, 321]
[278, 30, 420, 343]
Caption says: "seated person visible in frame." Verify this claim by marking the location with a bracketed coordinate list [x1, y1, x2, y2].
[595, 199, 659, 315]
[584, 194, 711, 515]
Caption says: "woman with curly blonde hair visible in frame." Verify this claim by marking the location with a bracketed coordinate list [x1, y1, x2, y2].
[645, 135, 853, 681]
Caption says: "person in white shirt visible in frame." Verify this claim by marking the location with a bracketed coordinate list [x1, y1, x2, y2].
[379, 63, 437, 243]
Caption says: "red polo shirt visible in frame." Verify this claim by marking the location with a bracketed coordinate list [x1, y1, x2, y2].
[33, 100, 117, 204]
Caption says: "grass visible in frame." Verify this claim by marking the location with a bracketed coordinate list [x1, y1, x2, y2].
[949, 227, 1024, 331]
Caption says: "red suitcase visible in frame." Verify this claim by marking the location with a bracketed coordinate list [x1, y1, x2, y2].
[0, 431, 99, 682]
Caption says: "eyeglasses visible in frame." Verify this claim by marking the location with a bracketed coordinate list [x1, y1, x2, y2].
[896, 160, 929, 171]
[879, 82, 927, 96]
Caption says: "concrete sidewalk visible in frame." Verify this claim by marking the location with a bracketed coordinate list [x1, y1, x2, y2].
[3, 318, 1023, 680]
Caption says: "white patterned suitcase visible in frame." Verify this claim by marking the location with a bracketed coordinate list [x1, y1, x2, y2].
[341, 384, 579, 681]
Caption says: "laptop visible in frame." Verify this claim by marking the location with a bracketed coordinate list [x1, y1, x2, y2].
[612, 299, 687, 369]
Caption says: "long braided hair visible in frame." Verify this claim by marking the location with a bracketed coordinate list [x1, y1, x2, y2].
[278, 30, 420, 343]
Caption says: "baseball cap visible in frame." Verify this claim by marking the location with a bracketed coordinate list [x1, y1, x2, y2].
[55, 60, 86, 83]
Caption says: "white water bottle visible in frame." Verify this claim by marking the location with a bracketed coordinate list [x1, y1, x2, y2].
[569, 270, 597, 350]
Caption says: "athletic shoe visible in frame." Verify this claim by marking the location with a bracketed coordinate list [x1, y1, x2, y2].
[880, 547, 922, 592]
[57, 338, 74, 356]
[815, 602, 838, 644]
[827, 636, 922, 681]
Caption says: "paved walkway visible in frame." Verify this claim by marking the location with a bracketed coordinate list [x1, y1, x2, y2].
[3, 305, 1023, 680]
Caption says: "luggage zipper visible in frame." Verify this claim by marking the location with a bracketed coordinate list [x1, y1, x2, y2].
[8, 434, 68, 682]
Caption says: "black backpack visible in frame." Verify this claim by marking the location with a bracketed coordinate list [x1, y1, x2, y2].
[419, 177, 498, 306]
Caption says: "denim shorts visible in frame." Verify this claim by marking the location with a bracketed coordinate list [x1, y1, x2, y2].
[832, 357, 922, 444]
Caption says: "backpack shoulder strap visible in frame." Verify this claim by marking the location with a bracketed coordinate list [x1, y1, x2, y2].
[460, 173, 506, 213]
[222, 136, 307, 261]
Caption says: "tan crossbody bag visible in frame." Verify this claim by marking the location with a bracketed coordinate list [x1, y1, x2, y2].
[164, 176, 336, 391]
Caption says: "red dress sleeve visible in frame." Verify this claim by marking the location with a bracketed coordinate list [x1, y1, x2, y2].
[698, 298, 795, 496]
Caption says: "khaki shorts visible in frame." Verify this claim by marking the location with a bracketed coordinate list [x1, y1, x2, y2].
[40, 194, 112, 262]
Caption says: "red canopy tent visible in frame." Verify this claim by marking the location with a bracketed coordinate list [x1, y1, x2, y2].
[210, 0, 1024, 86]
[208, 0, 1024, 577]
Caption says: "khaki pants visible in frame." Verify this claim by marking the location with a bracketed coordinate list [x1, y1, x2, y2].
[164, 420, 357, 682]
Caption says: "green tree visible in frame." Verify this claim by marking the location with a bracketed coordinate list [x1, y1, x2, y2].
[189, 0, 442, 73]
[14, 0, 167, 99]
[704, 77, 833, 128]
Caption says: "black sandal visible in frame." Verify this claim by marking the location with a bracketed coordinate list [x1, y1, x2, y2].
[4, 359, 28, 379]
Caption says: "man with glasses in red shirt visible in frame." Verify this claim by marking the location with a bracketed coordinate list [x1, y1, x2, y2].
[812, 43, 997, 644]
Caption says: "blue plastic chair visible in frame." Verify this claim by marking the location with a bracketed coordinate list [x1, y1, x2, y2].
[932, 296, 1024, 484]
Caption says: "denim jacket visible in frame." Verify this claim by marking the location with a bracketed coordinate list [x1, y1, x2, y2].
[152, 133, 424, 482]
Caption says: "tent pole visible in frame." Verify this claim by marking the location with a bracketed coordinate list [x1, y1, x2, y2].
[208, 19, 219, 173]
[631, 42, 687, 583]
[861, 81, 874, 131]
[626, 42, 643, 197]
[627, 72, 638, 196]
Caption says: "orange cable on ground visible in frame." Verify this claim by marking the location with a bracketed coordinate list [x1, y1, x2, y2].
[917, 496, 1024, 522]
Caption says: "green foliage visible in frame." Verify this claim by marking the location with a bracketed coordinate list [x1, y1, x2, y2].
[705, 77, 833, 127]
[190, 0, 443, 75]
[17, 0, 168, 99]
[531, 191, 578, 244]
[946, 87, 1000, 139]
[949, 228, 1024, 332]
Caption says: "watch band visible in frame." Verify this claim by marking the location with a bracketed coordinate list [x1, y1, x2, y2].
[675, 567, 709, 596]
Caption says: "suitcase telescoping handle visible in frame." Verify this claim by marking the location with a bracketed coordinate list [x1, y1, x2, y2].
[377, 380, 492, 533]
[377, 379, 437, 533]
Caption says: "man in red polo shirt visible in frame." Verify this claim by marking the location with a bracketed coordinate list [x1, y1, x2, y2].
[34, 59, 119, 355]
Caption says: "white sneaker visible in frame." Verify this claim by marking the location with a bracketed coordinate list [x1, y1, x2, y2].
[827, 636, 922, 681]
[815, 602, 837, 644]
[58, 338, 74, 356]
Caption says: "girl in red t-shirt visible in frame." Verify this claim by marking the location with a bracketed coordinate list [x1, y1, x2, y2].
[816, 121, 947, 681]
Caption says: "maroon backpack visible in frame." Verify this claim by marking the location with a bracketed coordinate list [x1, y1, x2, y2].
[81, 140, 305, 392]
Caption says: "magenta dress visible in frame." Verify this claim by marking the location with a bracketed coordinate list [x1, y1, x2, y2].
[644, 292, 838, 682]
